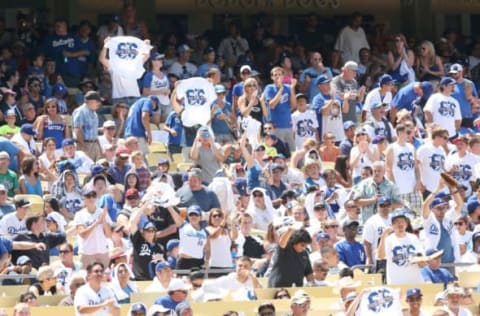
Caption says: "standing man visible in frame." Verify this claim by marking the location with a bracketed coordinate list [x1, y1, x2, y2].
[168, 44, 197, 79]
[445, 136, 477, 196]
[335, 220, 366, 268]
[175, 168, 221, 212]
[422, 179, 463, 267]
[362, 74, 395, 122]
[299, 52, 333, 102]
[72, 91, 103, 161]
[416, 127, 449, 198]
[264, 66, 297, 152]
[385, 123, 422, 213]
[334, 12, 370, 63]
[424, 77, 462, 138]
[124, 95, 159, 155]
[190, 126, 225, 184]
[450, 63, 478, 128]
[330, 61, 365, 123]
[390, 81, 433, 125]
[74, 262, 120, 316]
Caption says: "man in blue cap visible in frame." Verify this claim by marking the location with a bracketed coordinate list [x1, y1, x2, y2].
[420, 248, 455, 288]
[362, 73, 395, 122]
[12, 123, 37, 156]
[299, 51, 333, 102]
[404, 288, 427, 316]
[210, 84, 234, 144]
[422, 177, 463, 269]
[450, 63, 478, 128]
[339, 120, 356, 157]
[364, 101, 395, 143]
[424, 77, 462, 138]
[390, 81, 433, 124]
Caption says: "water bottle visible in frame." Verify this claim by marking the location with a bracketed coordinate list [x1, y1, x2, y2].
[477, 282, 480, 293]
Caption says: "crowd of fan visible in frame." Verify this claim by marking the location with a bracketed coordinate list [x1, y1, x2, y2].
[0, 3, 479, 316]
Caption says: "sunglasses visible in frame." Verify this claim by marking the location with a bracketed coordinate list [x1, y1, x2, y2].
[408, 296, 422, 302]
[188, 213, 200, 217]
[346, 205, 359, 209]
[241, 71, 251, 75]
[145, 229, 156, 233]
[253, 193, 264, 198]
[245, 84, 257, 88]
[59, 250, 71, 254]
[325, 224, 339, 229]
[314, 206, 326, 210]
[264, 127, 273, 130]
[379, 203, 391, 208]
[191, 282, 202, 288]
[212, 214, 223, 219]
[24, 296, 36, 301]
[85, 194, 97, 199]
[454, 222, 465, 226]
[126, 196, 139, 200]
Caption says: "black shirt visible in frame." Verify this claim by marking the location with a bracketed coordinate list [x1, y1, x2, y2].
[243, 236, 265, 259]
[12, 232, 66, 269]
[148, 207, 178, 248]
[130, 230, 164, 281]
[267, 243, 313, 288]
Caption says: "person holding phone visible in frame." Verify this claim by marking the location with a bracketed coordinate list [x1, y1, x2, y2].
[190, 126, 225, 184]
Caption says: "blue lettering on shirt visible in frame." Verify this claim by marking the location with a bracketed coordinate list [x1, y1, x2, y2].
[392, 244, 415, 266]
[367, 288, 394, 313]
[397, 152, 415, 171]
[116, 42, 139, 60]
[429, 154, 445, 171]
[186, 89, 207, 106]
[438, 101, 455, 117]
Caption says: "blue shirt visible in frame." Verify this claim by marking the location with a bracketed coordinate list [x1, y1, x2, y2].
[438, 222, 455, 263]
[299, 67, 333, 102]
[335, 240, 366, 267]
[107, 163, 131, 185]
[43, 121, 66, 149]
[247, 164, 261, 191]
[391, 83, 418, 112]
[452, 79, 478, 118]
[76, 38, 96, 76]
[264, 84, 293, 128]
[97, 194, 122, 222]
[43, 34, 82, 77]
[266, 181, 287, 201]
[154, 296, 184, 310]
[421, 266, 455, 288]
[72, 104, 99, 141]
[124, 97, 154, 138]
[0, 137, 19, 172]
[165, 111, 183, 145]
[211, 101, 232, 135]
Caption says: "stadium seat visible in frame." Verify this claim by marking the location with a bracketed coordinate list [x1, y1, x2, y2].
[458, 271, 480, 288]
[148, 142, 167, 153]
[15, 194, 44, 216]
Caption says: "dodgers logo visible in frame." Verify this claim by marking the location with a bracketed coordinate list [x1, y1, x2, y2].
[429, 154, 445, 171]
[185, 89, 207, 106]
[438, 101, 455, 117]
[397, 152, 415, 171]
[429, 224, 439, 235]
[453, 164, 472, 181]
[392, 244, 415, 266]
[139, 243, 152, 256]
[297, 119, 314, 137]
[367, 288, 394, 313]
[116, 42, 139, 60]
[279, 93, 288, 103]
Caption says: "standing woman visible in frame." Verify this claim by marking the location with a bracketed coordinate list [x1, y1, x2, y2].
[176, 205, 210, 272]
[238, 77, 268, 128]
[206, 209, 233, 276]
[387, 34, 415, 86]
[142, 52, 170, 122]
[414, 41, 444, 83]
[34, 98, 71, 150]
[280, 55, 294, 84]
[349, 128, 378, 185]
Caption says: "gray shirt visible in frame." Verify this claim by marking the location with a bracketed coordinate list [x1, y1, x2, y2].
[330, 75, 359, 122]
[197, 143, 223, 184]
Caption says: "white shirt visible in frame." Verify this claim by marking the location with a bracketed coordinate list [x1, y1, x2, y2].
[417, 143, 446, 192]
[179, 222, 208, 259]
[209, 272, 255, 291]
[11, 133, 36, 155]
[168, 62, 198, 80]
[390, 142, 416, 194]
[385, 232, 424, 284]
[176, 77, 216, 127]
[105, 36, 151, 79]
[74, 208, 112, 255]
[0, 212, 26, 235]
[443, 306, 473, 316]
[445, 151, 477, 196]
[363, 87, 393, 120]
[292, 109, 318, 151]
[334, 26, 370, 63]
[74, 283, 119, 316]
[321, 100, 345, 141]
[362, 214, 390, 265]
[424, 92, 461, 137]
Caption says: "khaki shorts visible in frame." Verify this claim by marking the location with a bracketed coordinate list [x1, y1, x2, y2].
[80, 253, 110, 269]
[83, 141, 103, 162]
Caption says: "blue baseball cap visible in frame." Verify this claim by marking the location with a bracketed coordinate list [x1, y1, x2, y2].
[20, 123, 37, 136]
[440, 77, 456, 86]
[369, 101, 385, 110]
[215, 84, 226, 94]
[131, 303, 147, 313]
[314, 75, 331, 86]
[166, 239, 179, 252]
[430, 197, 448, 209]
[377, 196, 392, 205]
[467, 200, 480, 214]
[270, 163, 284, 171]
[235, 178, 248, 197]
[62, 138, 75, 147]
[187, 205, 202, 215]
[420, 81, 433, 100]
[390, 208, 408, 222]
[52, 83, 68, 96]
[472, 231, 480, 242]
[343, 121, 356, 130]
[149, 52, 165, 63]
[177, 44, 191, 54]
[142, 221, 156, 230]
[379, 74, 395, 86]
[204, 46, 215, 55]
[91, 165, 105, 176]
[372, 134, 386, 144]
[406, 288, 423, 298]
[155, 261, 171, 272]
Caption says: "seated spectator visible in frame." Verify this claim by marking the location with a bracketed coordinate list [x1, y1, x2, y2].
[74, 262, 120, 316]
[145, 261, 179, 293]
[107, 147, 132, 184]
[175, 168, 221, 212]
[0, 150, 20, 198]
[273, 288, 291, 299]
[12, 303, 30, 316]
[12, 214, 66, 269]
[130, 151, 150, 191]
[266, 163, 288, 207]
[19, 291, 38, 307]
[58, 272, 86, 306]
[60, 138, 94, 174]
[288, 290, 311, 316]
[11, 123, 37, 156]
[33, 98, 70, 149]
[246, 188, 275, 231]
[421, 248, 455, 288]
[0, 109, 19, 138]
[302, 158, 325, 194]
[52, 169, 82, 220]
[108, 262, 138, 304]
[0, 184, 14, 218]
[208, 256, 262, 291]
[309, 259, 330, 286]
[50, 243, 81, 295]
[29, 265, 60, 296]
[335, 220, 366, 268]
[1, 255, 36, 285]
[443, 287, 473, 316]
[153, 278, 190, 310]
[18, 156, 45, 196]
[0, 198, 29, 235]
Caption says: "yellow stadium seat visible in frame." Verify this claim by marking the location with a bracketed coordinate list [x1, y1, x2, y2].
[0, 284, 28, 296]
[177, 162, 194, 172]
[148, 142, 167, 153]
[458, 271, 480, 288]
[37, 295, 68, 306]
[147, 152, 168, 169]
